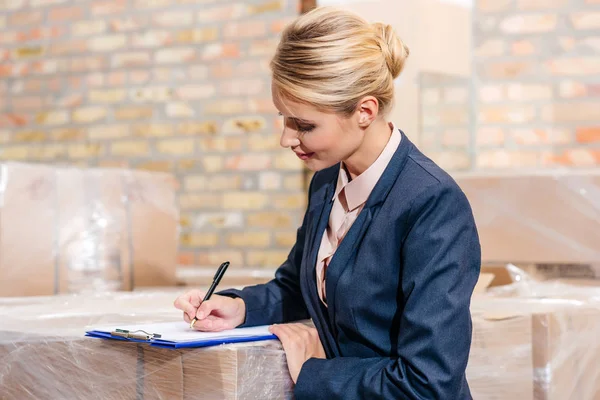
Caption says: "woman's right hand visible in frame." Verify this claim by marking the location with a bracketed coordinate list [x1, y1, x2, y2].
[174, 289, 246, 332]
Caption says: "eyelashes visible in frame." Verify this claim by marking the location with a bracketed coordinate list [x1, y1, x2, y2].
[278, 112, 315, 134]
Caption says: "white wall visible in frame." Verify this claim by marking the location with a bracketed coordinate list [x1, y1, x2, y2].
[315, 0, 472, 146]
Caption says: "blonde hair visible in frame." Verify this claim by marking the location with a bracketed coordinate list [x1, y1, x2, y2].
[270, 6, 409, 117]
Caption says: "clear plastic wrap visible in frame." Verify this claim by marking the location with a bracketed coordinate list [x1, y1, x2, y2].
[0, 162, 179, 297]
[0, 291, 293, 400]
[483, 263, 600, 302]
[453, 170, 600, 265]
[468, 274, 600, 400]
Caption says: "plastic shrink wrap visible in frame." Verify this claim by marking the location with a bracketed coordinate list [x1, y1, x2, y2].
[454, 170, 600, 266]
[468, 265, 600, 400]
[0, 291, 294, 400]
[0, 162, 179, 297]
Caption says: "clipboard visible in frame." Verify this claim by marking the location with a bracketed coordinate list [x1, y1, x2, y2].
[85, 321, 277, 349]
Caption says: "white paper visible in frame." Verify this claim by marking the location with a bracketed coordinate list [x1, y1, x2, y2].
[90, 321, 273, 343]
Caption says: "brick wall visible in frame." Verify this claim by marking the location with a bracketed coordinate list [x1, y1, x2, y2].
[420, 0, 600, 170]
[418, 72, 471, 171]
[0, 0, 306, 270]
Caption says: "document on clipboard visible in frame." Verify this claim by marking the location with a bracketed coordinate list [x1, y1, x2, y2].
[85, 321, 277, 349]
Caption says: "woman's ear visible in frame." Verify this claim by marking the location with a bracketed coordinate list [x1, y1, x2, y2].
[356, 96, 380, 128]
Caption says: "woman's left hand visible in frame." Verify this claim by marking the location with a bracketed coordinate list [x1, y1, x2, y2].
[269, 323, 326, 383]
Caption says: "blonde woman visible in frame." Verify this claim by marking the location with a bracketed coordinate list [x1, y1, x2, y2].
[175, 6, 480, 399]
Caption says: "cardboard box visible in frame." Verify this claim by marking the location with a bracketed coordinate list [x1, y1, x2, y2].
[454, 171, 600, 265]
[0, 162, 179, 297]
[468, 298, 600, 400]
[0, 291, 293, 400]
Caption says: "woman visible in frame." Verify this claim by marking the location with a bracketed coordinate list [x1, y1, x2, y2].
[175, 6, 480, 399]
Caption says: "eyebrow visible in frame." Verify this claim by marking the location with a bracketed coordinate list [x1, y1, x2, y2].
[280, 113, 315, 125]
[290, 117, 315, 125]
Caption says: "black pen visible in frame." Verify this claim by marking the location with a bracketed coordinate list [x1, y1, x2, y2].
[190, 261, 230, 329]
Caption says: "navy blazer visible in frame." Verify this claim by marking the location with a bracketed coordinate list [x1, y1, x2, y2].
[218, 130, 481, 399]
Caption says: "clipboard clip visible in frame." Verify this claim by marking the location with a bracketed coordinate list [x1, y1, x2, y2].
[110, 329, 162, 341]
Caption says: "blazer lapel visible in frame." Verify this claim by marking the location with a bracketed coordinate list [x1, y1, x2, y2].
[300, 176, 340, 357]
[323, 129, 414, 329]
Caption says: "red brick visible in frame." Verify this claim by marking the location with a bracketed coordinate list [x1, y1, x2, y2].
[70, 56, 106, 73]
[558, 81, 600, 98]
[542, 102, 600, 123]
[225, 154, 272, 171]
[130, 70, 152, 84]
[91, 0, 127, 16]
[132, 30, 172, 48]
[155, 47, 195, 64]
[89, 34, 127, 52]
[9, 11, 43, 26]
[72, 20, 107, 36]
[476, 128, 505, 147]
[48, 5, 83, 22]
[19, 27, 65, 42]
[177, 85, 217, 100]
[543, 149, 600, 166]
[224, 21, 267, 38]
[250, 98, 277, 113]
[51, 40, 87, 56]
[512, 40, 536, 55]
[197, 4, 247, 22]
[154, 11, 193, 27]
[196, 251, 244, 267]
[482, 61, 535, 79]
[178, 252, 196, 266]
[476, 150, 540, 169]
[475, 39, 506, 58]
[248, 0, 284, 14]
[201, 43, 240, 61]
[111, 52, 151, 68]
[107, 17, 141, 32]
[570, 12, 600, 30]
[271, 18, 294, 34]
[442, 129, 470, 147]
[511, 129, 550, 145]
[249, 39, 279, 56]
[220, 79, 264, 96]
[500, 14, 557, 34]
[12, 96, 46, 110]
[176, 28, 219, 44]
[479, 105, 536, 124]
[576, 127, 600, 143]
[546, 57, 600, 75]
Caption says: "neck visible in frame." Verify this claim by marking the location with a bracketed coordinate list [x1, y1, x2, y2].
[343, 119, 393, 180]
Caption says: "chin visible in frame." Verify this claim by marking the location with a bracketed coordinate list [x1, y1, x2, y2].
[305, 158, 339, 172]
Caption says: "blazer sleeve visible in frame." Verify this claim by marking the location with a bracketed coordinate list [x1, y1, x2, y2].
[215, 176, 316, 327]
[294, 182, 481, 400]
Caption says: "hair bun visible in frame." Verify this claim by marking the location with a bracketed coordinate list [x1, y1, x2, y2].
[372, 22, 409, 79]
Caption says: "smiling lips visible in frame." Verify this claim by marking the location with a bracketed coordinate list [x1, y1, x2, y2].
[294, 151, 315, 160]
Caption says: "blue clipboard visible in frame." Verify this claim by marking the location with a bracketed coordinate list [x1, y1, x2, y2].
[85, 322, 277, 349]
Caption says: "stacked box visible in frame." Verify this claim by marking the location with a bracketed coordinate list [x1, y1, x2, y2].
[0, 291, 294, 400]
[0, 162, 179, 296]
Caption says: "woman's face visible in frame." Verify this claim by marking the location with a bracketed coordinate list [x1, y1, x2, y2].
[272, 85, 365, 172]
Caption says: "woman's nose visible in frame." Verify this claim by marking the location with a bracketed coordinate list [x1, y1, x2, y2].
[280, 127, 301, 148]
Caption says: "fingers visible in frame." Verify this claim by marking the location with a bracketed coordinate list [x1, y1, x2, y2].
[269, 323, 312, 342]
[196, 298, 217, 320]
[192, 317, 227, 332]
[173, 290, 205, 321]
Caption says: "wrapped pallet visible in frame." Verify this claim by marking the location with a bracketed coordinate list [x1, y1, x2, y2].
[468, 296, 600, 400]
[0, 162, 179, 296]
[0, 291, 293, 399]
[454, 171, 600, 266]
